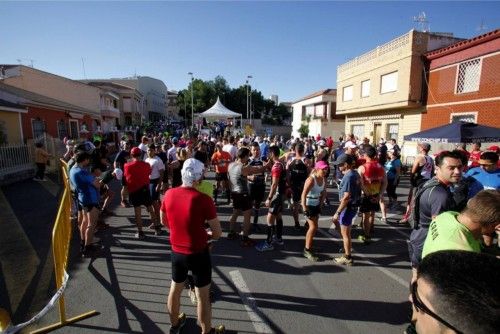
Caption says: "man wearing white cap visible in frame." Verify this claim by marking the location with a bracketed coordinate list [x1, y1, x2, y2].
[160, 158, 224, 334]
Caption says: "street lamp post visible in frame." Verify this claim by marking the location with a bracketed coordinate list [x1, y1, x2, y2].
[246, 75, 252, 125]
[188, 72, 194, 127]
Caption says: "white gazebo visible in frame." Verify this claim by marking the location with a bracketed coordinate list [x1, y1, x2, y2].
[197, 97, 242, 127]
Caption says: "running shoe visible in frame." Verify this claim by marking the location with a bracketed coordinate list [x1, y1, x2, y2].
[154, 228, 163, 236]
[272, 236, 284, 246]
[294, 222, 301, 230]
[227, 231, 238, 240]
[303, 248, 319, 262]
[334, 255, 353, 265]
[120, 200, 131, 208]
[210, 325, 226, 333]
[135, 231, 145, 240]
[240, 237, 255, 247]
[255, 241, 274, 252]
[357, 235, 372, 244]
[380, 217, 387, 224]
[169, 312, 187, 334]
[357, 234, 369, 243]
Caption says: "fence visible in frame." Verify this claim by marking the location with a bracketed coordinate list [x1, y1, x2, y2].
[1, 160, 98, 333]
[0, 144, 34, 181]
[29, 160, 99, 333]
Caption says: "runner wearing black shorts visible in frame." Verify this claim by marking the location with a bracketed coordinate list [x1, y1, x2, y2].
[287, 143, 310, 229]
[248, 143, 266, 230]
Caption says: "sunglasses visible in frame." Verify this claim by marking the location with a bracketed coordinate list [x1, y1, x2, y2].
[411, 281, 463, 334]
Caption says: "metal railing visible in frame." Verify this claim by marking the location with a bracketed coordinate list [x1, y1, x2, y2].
[0, 144, 33, 178]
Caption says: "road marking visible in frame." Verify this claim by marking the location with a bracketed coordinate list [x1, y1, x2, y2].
[317, 229, 408, 288]
[0, 189, 40, 314]
[229, 270, 273, 334]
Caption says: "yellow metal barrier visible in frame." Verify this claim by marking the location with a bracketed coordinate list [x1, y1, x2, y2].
[31, 160, 98, 333]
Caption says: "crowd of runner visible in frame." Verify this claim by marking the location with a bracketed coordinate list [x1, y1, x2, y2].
[51, 127, 499, 334]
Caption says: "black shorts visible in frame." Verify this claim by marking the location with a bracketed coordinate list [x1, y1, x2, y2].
[83, 203, 100, 212]
[215, 172, 228, 181]
[359, 195, 380, 213]
[232, 192, 252, 211]
[248, 183, 265, 204]
[171, 248, 212, 288]
[129, 186, 153, 208]
[291, 183, 305, 203]
[305, 205, 321, 219]
[408, 227, 429, 267]
[268, 194, 284, 215]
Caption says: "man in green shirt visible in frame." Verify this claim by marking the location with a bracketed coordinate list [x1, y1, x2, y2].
[422, 189, 500, 259]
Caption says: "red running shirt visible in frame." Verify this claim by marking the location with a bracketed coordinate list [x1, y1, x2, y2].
[124, 160, 151, 193]
[361, 160, 385, 195]
[161, 187, 217, 254]
[211, 151, 232, 173]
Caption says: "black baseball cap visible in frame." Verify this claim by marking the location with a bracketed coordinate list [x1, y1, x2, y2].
[332, 154, 355, 166]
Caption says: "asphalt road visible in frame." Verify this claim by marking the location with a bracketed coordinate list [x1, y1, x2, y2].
[12, 173, 414, 334]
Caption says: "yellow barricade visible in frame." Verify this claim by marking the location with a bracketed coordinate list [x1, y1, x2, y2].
[31, 160, 98, 333]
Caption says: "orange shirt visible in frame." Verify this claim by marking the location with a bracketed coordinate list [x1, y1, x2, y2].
[211, 151, 232, 173]
[35, 148, 49, 164]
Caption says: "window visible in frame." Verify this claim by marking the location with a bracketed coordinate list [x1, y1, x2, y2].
[380, 71, 398, 94]
[450, 113, 477, 123]
[69, 120, 79, 139]
[57, 120, 67, 139]
[113, 100, 118, 108]
[343, 85, 353, 101]
[351, 124, 365, 139]
[361, 80, 371, 98]
[456, 58, 481, 94]
[32, 119, 45, 139]
[387, 124, 399, 140]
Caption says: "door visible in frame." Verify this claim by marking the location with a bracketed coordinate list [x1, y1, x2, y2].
[373, 123, 382, 144]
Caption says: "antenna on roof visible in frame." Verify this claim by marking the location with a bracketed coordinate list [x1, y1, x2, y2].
[81, 57, 87, 79]
[16, 58, 35, 67]
[413, 12, 430, 32]
[477, 19, 488, 33]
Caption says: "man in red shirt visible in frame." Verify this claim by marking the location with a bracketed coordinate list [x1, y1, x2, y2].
[358, 146, 387, 243]
[256, 146, 287, 252]
[124, 147, 155, 239]
[160, 158, 224, 334]
[211, 143, 232, 204]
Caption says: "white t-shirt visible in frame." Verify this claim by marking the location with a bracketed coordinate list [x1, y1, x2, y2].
[167, 146, 177, 162]
[145, 156, 165, 179]
[223, 144, 238, 161]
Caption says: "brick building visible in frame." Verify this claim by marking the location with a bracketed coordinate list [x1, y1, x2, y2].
[422, 29, 500, 130]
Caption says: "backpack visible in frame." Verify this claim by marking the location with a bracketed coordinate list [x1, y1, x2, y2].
[288, 158, 308, 186]
[408, 178, 443, 229]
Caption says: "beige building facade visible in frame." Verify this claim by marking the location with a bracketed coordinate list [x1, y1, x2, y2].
[291, 89, 344, 139]
[336, 30, 463, 158]
[1, 65, 101, 119]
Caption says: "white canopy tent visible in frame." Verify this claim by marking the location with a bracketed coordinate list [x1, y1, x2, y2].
[197, 97, 242, 127]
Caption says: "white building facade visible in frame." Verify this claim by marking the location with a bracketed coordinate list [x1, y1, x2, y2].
[291, 89, 345, 139]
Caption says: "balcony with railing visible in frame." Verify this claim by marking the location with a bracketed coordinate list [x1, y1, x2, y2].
[338, 31, 411, 75]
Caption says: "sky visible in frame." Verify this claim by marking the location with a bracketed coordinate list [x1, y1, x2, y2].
[1, 1, 499, 102]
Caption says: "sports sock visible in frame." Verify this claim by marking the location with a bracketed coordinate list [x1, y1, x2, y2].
[266, 225, 274, 244]
[276, 218, 283, 239]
